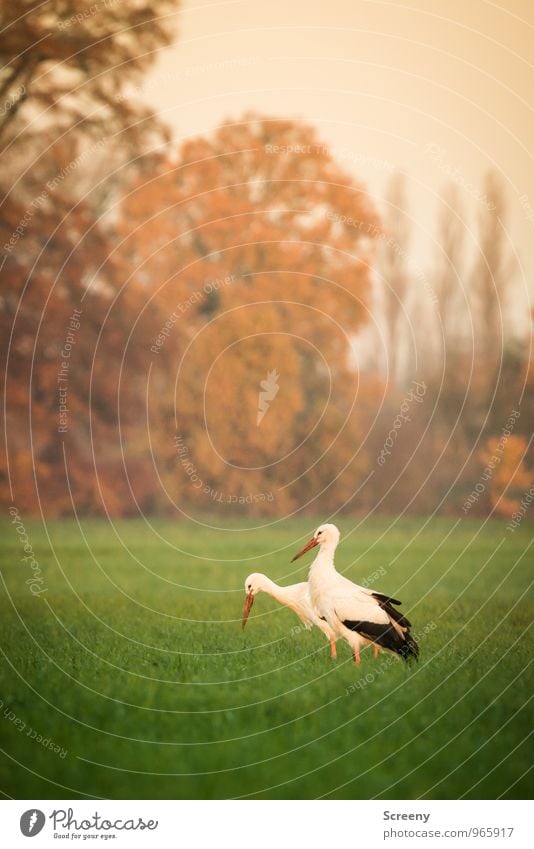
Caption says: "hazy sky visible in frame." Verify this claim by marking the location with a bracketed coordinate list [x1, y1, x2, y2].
[142, 0, 534, 317]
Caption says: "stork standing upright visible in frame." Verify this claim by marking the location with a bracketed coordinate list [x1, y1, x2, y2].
[241, 573, 338, 659]
[291, 524, 419, 664]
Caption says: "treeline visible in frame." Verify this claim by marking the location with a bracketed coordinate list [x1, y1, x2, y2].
[1, 2, 532, 520]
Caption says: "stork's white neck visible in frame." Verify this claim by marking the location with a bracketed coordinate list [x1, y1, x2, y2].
[308, 542, 338, 576]
[257, 575, 294, 605]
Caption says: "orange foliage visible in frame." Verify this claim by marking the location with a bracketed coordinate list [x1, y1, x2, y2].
[479, 435, 533, 517]
[3, 3, 531, 521]
[118, 115, 379, 515]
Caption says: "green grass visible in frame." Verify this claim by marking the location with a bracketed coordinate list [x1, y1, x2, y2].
[0, 516, 532, 799]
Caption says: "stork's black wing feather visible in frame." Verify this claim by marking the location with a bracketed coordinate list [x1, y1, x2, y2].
[342, 619, 419, 662]
[371, 591, 402, 606]
[371, 593, 412, 628]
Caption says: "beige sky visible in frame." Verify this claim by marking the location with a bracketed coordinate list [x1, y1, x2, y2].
[142, 0, 534, 323]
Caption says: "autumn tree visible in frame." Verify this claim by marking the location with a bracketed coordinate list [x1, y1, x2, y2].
[1, 0, 181, 516]
[470, 172, 515, 376]
[0, 1, 178, 190]
[117, 115, 379, 515]
[376, 172, 412, 380]
[433, 183, 466, 354]
[479, 435, 532, 517]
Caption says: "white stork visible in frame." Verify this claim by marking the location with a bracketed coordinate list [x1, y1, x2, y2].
[241, 573, 338, 659]
[291, 524, 419, 664]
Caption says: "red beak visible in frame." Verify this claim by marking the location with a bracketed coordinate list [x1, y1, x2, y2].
[291, 536, 319, 562]
[241, 592, 254, 629]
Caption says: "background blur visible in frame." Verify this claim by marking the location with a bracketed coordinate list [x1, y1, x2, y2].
[2, 0, 533, 522]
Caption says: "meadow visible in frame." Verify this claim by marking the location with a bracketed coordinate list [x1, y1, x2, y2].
[0, 516, 532, 800]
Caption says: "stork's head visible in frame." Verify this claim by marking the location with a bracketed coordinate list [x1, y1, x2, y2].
[291, 523, 340, 562]
[241, 572, 265, 629]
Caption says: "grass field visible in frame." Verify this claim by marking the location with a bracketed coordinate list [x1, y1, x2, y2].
[0, 516, 532, 800]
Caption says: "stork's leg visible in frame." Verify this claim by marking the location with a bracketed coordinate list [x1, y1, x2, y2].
[353, 647, 361, 665]
[330, 639, 337, 660]
[373, 643, 379, 659]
